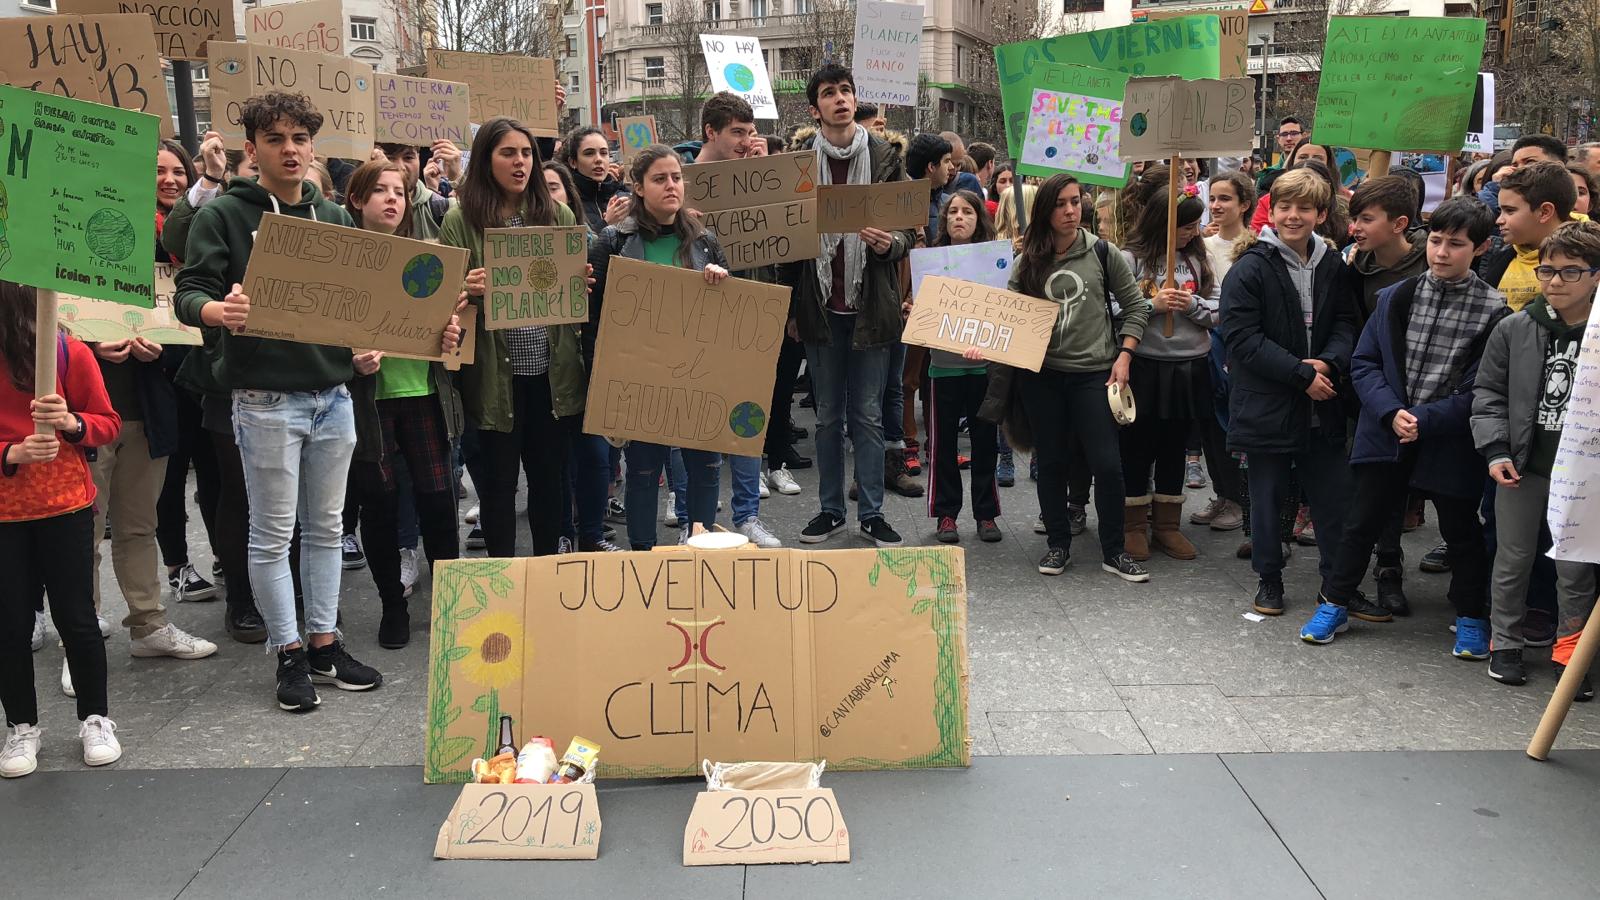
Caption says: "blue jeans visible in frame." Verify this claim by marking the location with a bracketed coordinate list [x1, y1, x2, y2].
[625, 442, 720, 549]
[805, 312, 889, 522]
[729, 455, 762, 526]
[883, 340, 907, 449]
[566, 423, 611, 544]
[232, 387, 355, 649]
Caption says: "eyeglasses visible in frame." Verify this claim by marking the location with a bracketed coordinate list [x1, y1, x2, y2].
[1533, 265, 1600, 282]
[1278, 130, 1303, 138]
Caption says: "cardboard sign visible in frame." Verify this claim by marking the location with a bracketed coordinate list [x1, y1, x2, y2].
[482, 225, 588, 329]
[584, 257, 790, 456]
[58, 0, 234, 61]
[700, 35, 777, 119]
[59, 262, 200, 345]
[904, 276, 1056, 372]
[684, 788, 849, 865]
[617, 115, 657, 163]
[0, 83, 157, 306]
[373, 73, 470, 147]
[817, 180, 929, 233]
[1547, 287, 1600, 565]
[422, 547, 971, 783]
[1120, 76, 1255, 159]
[388, 304, 477, 372]
[426, 50, 558, 136]
[207, 41, 375, 160]
[1141, 7, 1247, 79]
[80, 14, 175, 138]
[0, 16, 105, 100]
[1463, 72, 1495, 154]
[434, 782, 601, 860]
[245, 0, 344, 55]
[853, 0, 923, 106]
[686, 151, 816, 213]
[993, 15, 1222, 158]
[1313, 16, 1486, 153]
[1017, 64, 1129, 187]
[910, 240, 1014, 296]
[701, 201, 820, 270]
[238, 213, 469, 355]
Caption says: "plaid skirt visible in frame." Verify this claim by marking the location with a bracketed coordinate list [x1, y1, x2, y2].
[377, 395, 453, 493]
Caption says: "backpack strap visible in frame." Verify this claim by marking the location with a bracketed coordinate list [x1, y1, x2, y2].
[1092, 238, 1115, 321]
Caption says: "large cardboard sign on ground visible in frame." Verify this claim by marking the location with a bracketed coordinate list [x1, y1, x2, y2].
[689, 151, 819, 268]
[0, 83, 157, 306]
[423, 547, 971, 783]
[58, 0, 234, 61]
[1547, 289, 1600, 565]
[373, 73, 470, 147]
[426, 50, 558, 136]
[700, 35, 777, 119]
[1313, 16, 1485, 153]
[482, 225, 588, 328]
[1017, 64, 1129, 186]
[0, 15, 174, 135]
[60, 262, 200, 345]
[434, 782, 601, 860]
[208, 41, 375, 159]
[238, 213, 468, 356]
[1120, 76, 1255, 159]
[853, 0, 923, 106]
[817, 180, 929, 233]
[905, 276, 1057, 371]
[584, 257, 790, 456]
[245, 0, 344, 55]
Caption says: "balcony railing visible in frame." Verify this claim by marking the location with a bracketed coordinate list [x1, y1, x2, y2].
[616, 11, 898, 44]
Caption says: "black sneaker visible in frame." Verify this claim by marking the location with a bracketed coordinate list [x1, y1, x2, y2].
[212, 559, 226, 585]
[1067, 505, 1087, 536]
[341, 534, 366, 570]
[465, 526, 486, 550]
[1253, 579, 1285, 616]
[1102, 553, 1150, 583]
[579, 537, 626, 552]
[1554, 663, 1596, 701]
[378, 606, 410, 650]
[860, 517, 903, 548]
[1521, 607, 1557, 648]
[1418, 541, 1450, 573]
[307, 640, 384, 692]
[604, 497, 627, 523]
[771, 447, 813, 470]
[1038, 546, 1069, 575]
[226, 606, 268, 644]
[1487, 648, 1526, 685]
[276, 648, 320, 712]
[1346, 590, 1393, 623]
[799, 512, 847, 544]
[1374, 566, 1409, 617]
[168, 564, 219, 602]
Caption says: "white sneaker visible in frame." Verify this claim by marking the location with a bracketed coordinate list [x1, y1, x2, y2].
[663, 493, 680, 526]
[738, 518, 783, 549]
[759, 474, 771, 500]
[62, 659, 74, 698]
[767, 465, 801, 496]
[130, 623, 218, 660]
[31, 611, 45, 652]
[1, 724, 41, 778]
[399, 548, 419, 598]
[464, 504, 480, 525]
[97, 616, 112, 639]
[79, 715, 121, 767]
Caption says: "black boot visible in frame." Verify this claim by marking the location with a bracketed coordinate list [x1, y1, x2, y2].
[225, 600, 268, 644]
[379, 599, 410, 649]
[1374, 566, 1409, 617]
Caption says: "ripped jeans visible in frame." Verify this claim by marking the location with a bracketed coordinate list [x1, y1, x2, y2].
[624, 442, 721, 549]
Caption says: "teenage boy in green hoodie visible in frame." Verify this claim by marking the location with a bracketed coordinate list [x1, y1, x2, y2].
[175, 92, 383, 713]
[1473, 220, 1600, 693]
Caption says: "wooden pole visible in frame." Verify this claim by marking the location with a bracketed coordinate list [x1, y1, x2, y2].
[1444, 154, 1460, 203]
[1366, 149, 1392, 180]
[34, 289, 57, 436]
[1527, 617, 1600, 760]
[1164, 153, 1181, 338]
[1012, 176, 1028, 235]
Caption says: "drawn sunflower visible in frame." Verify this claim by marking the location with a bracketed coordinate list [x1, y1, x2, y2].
[455, 610, 523, 689]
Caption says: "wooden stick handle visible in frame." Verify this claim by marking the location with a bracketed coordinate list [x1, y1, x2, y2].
[1366, 150, 1392, 179]
[34, 289, 57, 436]
[1163, 154, 1181, 338]
[1528, 615, 1600, 759]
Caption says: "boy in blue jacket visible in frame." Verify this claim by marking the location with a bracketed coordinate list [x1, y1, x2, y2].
[1301, 197, 1507, 652]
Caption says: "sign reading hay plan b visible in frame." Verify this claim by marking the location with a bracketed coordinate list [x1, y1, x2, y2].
[1120, 76, 1255, 158]
[585, 257, 790, 456]
[854, 0, 923, 106]
[483, 226, 588, 328]
[239, 213, 468, 356]
[1314, 16, 1485, 153]
[906, 277, 1057, 372]
[701, 35, 777, 119]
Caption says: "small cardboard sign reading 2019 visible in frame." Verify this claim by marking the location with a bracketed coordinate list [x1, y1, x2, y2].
[683, 788, 850, 865]
[434, 782, 601, 860]
[483, 226, 588, 329]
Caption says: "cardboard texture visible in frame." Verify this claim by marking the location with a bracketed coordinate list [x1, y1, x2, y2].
[700, 35, 777, 119]
[701, 201, 820, 270]
[0, 83, 157, 307]
[817, 179, 930, 233]
[373, 73, 470, 147]
[1017, 64, 1130, 187]
[1141, 6, 1247, 79]
[238, 213, 469, 355]
[853, 0, 923, 106]
[617, 114, 657, 163]
[583, 257, 791, 457]
[1119, 76, 1256, 159]
[686, 151, 816, 214]
[426, 50, 558, 136]
[482, 225, 588, 329]
[1313, 16, 1486, 153]
[904, 276, 1056, 372]
[0, 15, 172, 135]
[434, 782, 601, 860]
[207, 41, 375, 160]
[79, 14, 175, 138]
[422, 547, 971, 783]
[683, 788, 849, 865]
[0, 16, 103, 100]
[59, 262, 200, 345]
[245, 0, 345, 55]
[58, 0, 234, 61]
[387, 303, 477, 372]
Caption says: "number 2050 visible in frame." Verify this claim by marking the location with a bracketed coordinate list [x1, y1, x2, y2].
[714, 795, 836, 850]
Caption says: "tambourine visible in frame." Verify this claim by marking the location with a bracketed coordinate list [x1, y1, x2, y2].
[1108, 382, 1137, 426]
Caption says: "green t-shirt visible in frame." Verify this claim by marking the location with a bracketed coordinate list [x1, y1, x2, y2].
[643, 234, 682, 267]
[376, 356, 435, 401]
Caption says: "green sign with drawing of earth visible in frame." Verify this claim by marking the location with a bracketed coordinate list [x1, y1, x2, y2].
[0, 83, 158, 307]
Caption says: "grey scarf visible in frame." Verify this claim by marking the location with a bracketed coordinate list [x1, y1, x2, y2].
[814, 124, 871, 310]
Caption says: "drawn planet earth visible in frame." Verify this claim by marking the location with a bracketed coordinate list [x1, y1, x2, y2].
[401, 253, 445, 299]
[724, 63, 756, 92]
[1129, 113, 1148, 137]
[527, 257, 558, 291]
[84, 209, 135, 262]
[728, 401, 766, 438]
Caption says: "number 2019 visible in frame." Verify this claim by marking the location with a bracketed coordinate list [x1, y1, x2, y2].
[466, 790, 585, 846]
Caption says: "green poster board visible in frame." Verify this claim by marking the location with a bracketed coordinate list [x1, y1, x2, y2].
[1312, 16, 1486, 153]
[993, 15, 1222, 160]
[0, 83, 158, 307]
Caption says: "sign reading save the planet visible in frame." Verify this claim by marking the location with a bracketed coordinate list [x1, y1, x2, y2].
[238, 213, 469, 356]
[1017, 64, 1130, 187]
[0, 83, 158, 307]
[700, 34, 777, 119]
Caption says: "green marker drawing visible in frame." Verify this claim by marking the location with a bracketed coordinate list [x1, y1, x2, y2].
[85, 208, 136, 262]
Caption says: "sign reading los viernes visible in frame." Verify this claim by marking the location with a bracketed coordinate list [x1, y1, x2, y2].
[1119, 76, 1256, 159]
[700, 34, 778, 119]
[853, 0, 923, 106]
[1017, 64, 1129, 187]
[207, 41, 375, 160]
[423, 547, 972, 783]
[482, 226, 588, 329]
[427, 50, 559, 136]
[584, 257, 790, 457]
[58, 0, 235, 61]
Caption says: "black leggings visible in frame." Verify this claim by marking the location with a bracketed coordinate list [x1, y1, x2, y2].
[1120, 413, 1190, 498]
[1017, 368, 1125, 561]
[156, 387, 221, 569]
[478, 374, 569, 557]
[1, 508, 107, 725]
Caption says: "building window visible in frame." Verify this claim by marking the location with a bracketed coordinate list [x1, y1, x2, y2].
[351, 17, 378, 42]
[1063, 0, 1105, 12]
[22, 0, 54, 8]
[795, 0, 814, 13]
[645, 57, 666, 80]
[750, 0, 769, 21]
[566, 35, 577, 54]
[704, 0, 721, 21]
[646, 2, 664, 24]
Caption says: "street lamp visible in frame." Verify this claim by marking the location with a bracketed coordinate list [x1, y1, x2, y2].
[1257, 34, 1272, 157]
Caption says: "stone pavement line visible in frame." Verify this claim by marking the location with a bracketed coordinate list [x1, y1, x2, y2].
[171, 768, 293, 900]
[1217, 754, 1330, 900]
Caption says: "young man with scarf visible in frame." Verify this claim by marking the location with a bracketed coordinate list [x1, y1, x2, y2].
[784, 65, 917, 547]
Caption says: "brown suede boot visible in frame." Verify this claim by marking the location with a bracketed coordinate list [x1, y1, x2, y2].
[1152, 495, 1198, 560]
[1123, 496, 1152, 561]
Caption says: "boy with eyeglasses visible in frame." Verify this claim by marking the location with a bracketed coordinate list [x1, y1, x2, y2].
[1473, 221, 1600, 693]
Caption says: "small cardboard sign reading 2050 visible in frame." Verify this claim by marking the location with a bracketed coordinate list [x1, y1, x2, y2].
[434, 782, 601, 860]
[683, 788, 849, 865]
